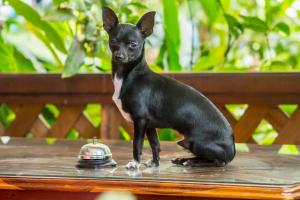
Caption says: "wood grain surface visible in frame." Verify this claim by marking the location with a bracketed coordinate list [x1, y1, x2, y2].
[0, 138, 299, 200]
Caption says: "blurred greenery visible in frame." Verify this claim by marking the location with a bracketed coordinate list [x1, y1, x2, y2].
[1, 0, 300, 74]
[0, 0, 300, 152]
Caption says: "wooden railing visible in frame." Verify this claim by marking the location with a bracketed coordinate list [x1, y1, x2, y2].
[0, 73, 300, 144]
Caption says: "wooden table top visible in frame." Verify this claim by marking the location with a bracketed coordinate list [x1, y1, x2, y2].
[0, 137, 299, 199]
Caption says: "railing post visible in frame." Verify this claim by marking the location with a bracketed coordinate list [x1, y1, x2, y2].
[101, 104, 121, 140]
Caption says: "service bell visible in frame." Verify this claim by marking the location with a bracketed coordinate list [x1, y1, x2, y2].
[77, 137, 117, 169]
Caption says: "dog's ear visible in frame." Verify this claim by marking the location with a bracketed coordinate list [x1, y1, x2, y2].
[136, 11, 156, 37]
[102, 7, 119, 33]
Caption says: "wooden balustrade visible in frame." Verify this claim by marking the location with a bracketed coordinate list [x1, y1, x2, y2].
[0, 73, 300, 144]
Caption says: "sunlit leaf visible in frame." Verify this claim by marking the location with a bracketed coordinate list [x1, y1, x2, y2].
[261, 61, 292, 71]
[43, 8, 75, 22]
[0, 35, 18, 72]
[278, 145, 300, 155]
[7, 0, 67, 53]
[84, 104, 101, 127]
[52, 0, 69, 7]
[128, 1, 148, 9]
[46, 138, 57, 144]
[274, 22, 290, 36]
[225, 14, 243, 38]
[63, 37, 85, 78]
[241, 15, 268, 33]
[235, 143, 250, 152]
[13, 47, 35, 72]
[199, 0, 219, 24]
[25, 23, 63, 69]
[67, 129, 79, 140]
[279, 104, 298, 117]
[120, 127, 131, 141]
[120, 7, 132, 16]
[0, 104, 15, 129]
[41, 104, 60, 126]
[149, 63, 164, 72]
[156, 39, 166, 68]
[158, 128, 176, 141]
[162, 0, 181, 71]
[193, 48, 224, 71]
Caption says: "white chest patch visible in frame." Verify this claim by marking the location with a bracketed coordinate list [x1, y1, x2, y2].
[112, 77, 133, 123]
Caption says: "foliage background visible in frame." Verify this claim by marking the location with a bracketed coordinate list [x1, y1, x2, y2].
[0, 0, 299, 152]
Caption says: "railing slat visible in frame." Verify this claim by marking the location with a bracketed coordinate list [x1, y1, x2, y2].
[6, 104, 43, 137]
[48, 105, 85, 138]
[233, 105, 269, 143]
[30, 115, 50, 138]
[216, 105, 237, 127]
[275, 108, 300, 144]
[101, 104, 121, 140]
[74, 113, 99, 138]
[264, 106, 288, 133]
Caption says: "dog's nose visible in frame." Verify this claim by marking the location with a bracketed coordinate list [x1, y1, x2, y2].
[115, 54, 125, 61]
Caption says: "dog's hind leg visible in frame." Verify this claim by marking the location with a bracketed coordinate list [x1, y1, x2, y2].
[172, 142, 227, 167]
[177, 136, 190, 149]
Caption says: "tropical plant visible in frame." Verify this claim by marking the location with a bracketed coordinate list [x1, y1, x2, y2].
[0, 0, 299, 145]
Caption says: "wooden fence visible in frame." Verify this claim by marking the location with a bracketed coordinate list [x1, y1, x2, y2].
[0, 73, 300, 144]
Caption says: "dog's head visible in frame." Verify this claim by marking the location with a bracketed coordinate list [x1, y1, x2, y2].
[102, 7, 155, 64]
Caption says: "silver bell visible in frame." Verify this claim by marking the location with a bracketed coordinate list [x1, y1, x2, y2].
[77, 137, 117, 168]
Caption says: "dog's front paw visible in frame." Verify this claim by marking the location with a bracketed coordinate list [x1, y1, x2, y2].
[144, 159, 159, 168]
[125, 160, 140, 170]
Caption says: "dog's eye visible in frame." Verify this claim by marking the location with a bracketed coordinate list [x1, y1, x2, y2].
[128, 41, 138, 48]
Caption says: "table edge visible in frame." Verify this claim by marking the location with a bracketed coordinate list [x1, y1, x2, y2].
[0, 176, 299, 199]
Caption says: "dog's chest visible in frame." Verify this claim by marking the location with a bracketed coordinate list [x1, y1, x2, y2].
[112, 77, 133, 123]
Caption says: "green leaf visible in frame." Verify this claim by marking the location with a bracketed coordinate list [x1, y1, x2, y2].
[52, 0, 69, 7]
[162, 0, 181, 71]
[278, 145, 300, 155]
[120, 127, 131, 141]
[274, 22, 290, 36]
[67, 129, 79, 140]
[46, 138, 57, 144]
[149, 63, 163, 72]
[225, 14, 243, 38]
[120, 7, 132, 16]
[193, 48, 224, 71]
[7, 0, 67, 53]
[158, 129, 176, 141]
[235, 143, 250, 152]
[0, 35, 18, 72]
[199, 0, 219, 24]
[128, 1, 148, 9]
[156, 38, 166, 68]
[241, 15, 268, 33]
[13, 47, 35, 72]
[193, 56, 214, 71]
[269, 61, 292, 71]
[43, 8, 75, 22]
[41, 104, 60, 126]
[63, 37, 85, 78]
[279, 105, 298, 117]
[0, 104, 16, 128]
[25, 22, 63, 69]
[69, 0, 86, 11]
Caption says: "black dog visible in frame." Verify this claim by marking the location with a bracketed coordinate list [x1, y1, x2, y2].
[102, 7, 236, 170]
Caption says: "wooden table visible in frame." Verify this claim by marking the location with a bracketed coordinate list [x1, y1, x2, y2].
[0, 138, 299, 200]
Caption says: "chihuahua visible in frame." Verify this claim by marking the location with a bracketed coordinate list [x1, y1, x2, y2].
[102, 7, 236, 170]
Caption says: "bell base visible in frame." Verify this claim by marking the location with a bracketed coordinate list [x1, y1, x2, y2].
[76, 159, 117, 169]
